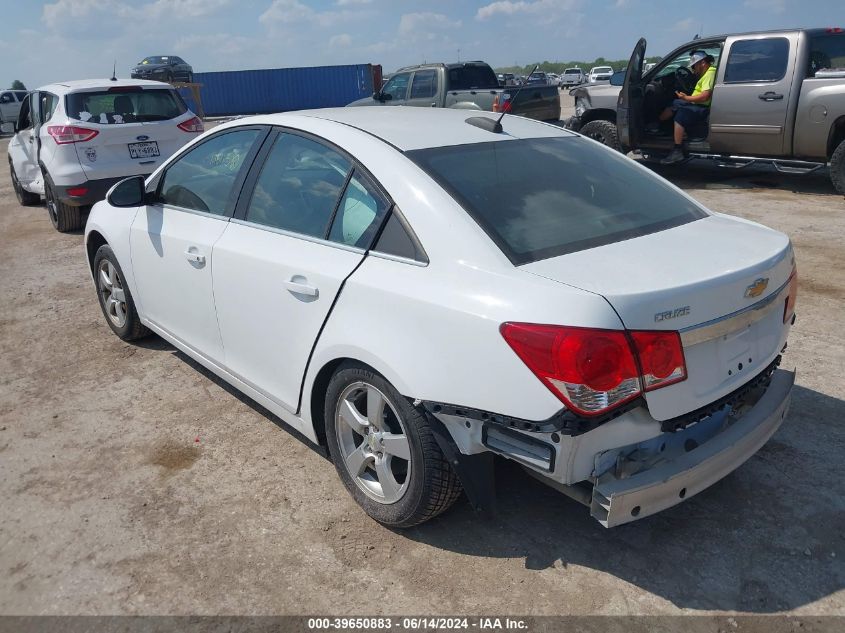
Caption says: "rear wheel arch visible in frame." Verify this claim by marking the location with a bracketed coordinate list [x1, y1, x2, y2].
[827, 116, 845, 159]
[581, 109, 617, 125]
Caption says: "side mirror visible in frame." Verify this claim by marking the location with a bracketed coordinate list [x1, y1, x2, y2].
[107, 175, 146, 207]
[0, 121, 16, 135]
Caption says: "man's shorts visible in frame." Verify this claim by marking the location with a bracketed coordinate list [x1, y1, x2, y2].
[671, 99, 710, 128]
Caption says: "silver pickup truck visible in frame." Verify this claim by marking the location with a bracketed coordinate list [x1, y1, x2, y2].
[348, 61, 562, 123]
[570, 28, 845, 194]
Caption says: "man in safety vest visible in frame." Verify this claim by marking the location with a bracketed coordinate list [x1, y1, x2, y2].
[660, 51, 717, 164]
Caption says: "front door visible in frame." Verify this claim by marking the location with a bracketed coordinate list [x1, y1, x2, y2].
[213, 131, 390, 412]
[129, 127, 266, 362]
[708, 34, 796, 156]
[9, 93, 40, 188]
[379, 72, 411, 106]
[617, 38, 647, 150]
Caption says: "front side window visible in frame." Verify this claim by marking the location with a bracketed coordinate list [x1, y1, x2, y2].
[408, 137, 707, 264]
[159, 129, 261, 216]
[655, 45, 722, 79]
[66, 88, 187, 124]
[382, 73, 411, 101]
[724, 37, 789, 83]
[410, 70, 437, 99]
[328, 171, 389, 248]
[0, 92, 13, 104]
[245, 133, 351, 237]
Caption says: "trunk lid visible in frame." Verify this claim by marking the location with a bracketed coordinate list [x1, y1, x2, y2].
[522, 214, 795, 420]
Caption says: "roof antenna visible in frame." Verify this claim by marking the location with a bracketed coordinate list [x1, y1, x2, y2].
[465, 63, 539, 134]
[495, 64, 539, 128]
[110, 60, 117, 82]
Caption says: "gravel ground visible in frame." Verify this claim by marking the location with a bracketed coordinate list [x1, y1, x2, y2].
[0, 119, 843, 618]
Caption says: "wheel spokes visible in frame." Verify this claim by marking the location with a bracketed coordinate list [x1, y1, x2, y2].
[345, 444, 370, 477]
[375, 459, 400, 500]
[99, 266, 112, 290]
[380, 433, 410, 461]
[339, 398, 368, 437]
[366, 386, 386, 429]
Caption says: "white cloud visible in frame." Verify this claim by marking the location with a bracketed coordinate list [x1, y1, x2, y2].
[743, 0, 786, 13]
[335, 0, 372, 5]
[476, 0, 580, 21]
[614, 0, 631, 7]
[398, 12, 462, 36]
[671, 17, 694, 32]
[42, 0, 231, 29]
[259, 0, 364, 28]
[329, 33, 352, 48]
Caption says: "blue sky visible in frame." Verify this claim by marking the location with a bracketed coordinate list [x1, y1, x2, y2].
[1, 0, 842, 88]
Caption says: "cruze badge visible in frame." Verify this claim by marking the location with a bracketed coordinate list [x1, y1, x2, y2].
[654, 306, 690, 322]
[744, 278, 769, 299]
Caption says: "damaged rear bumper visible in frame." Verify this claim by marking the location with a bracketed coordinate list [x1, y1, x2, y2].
[590, 368, 795, 527]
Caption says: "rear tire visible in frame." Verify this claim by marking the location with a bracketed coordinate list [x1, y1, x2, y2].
[9, 161, 40, 206]
[325, 363, 462, 528]
[44, 175, 83, 232]
[579, 119, 622, 152]
[830, 139, 845, 195]
[93, 244, 150, 341]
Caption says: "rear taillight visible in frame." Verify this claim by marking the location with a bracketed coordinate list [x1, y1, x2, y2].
[629, 330, 687, 391]
[177, 116, 204, 133]
[47, 126, 98, 144]
[66, 186, 89, 197]
[784, 266, 798, 323]
[501, 324, 643, 416]
[492, 93, 512, 113]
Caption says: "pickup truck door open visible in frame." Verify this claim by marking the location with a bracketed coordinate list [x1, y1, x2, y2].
[617, 37, 647, 150]
[708, 34, 798, 156]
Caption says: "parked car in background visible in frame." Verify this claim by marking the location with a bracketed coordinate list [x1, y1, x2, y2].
[567, 69, 627, 140]
[0, 89, 28, 124]
[85, 106, 796, 528]
[547, 72, 561, 86]
[7, 79, 203, 231]
[588, 66, 614, 83]
[130, 56, 193, 83]
[560, 68, 585, 86]
[527, 71, 551, 85]
[497, 72, 517, 86]
[348, 61, 561, 123]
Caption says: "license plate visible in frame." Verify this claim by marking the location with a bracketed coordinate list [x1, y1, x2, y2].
[128, 141, 159, 159]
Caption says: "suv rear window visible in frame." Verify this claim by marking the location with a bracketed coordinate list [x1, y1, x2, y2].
[407, 137, 707, 264]
[66, 88, 187, 124]
[447, 65, 499, 90]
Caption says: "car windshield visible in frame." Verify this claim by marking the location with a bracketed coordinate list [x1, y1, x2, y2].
[594, 67, 613, 73]
[139, 56, 170, 65]
[407, 137, 707, 264]
[447, 65, 499, 90]
[66, 88, 187, 124]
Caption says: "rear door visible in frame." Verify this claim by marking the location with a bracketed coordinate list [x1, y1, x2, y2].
[405, 69, 439, 107]
[129, 127, 267, 361]
[212, 130, 391, 412]
[708, 34, 797, 156]
[617, 38, 647, 150]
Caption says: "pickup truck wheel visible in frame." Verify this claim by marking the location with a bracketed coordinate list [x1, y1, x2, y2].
[325, 363, 462, 528]
[44, 176, 83, 232]
[93, 245, 150, 341]
[9, 161, 40, 206]
[580, 120, 622, 152]
[830, 139, 845, 195]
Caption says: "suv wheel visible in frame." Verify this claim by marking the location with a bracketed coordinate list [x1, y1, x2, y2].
[44, 175, 83, 232]
[325, 363, 462, 528]
[830, 138, 845, 195]
[579, 120, 622, 152]
[9, 161, 40, 206]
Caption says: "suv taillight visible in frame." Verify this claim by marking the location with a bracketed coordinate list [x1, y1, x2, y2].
[783, 266, 798, 323]
[177, 116, 204, 133]
[47, 126, 98, 144]
[500, 323, 687, 417]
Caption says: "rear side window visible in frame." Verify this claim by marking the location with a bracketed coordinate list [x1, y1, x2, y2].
[410, 70, 437, 99]
[40, 93, 59, 122]
[807, 33, 845, 77]
[408, 137, 707, 264]
[328, 171, 389, 248]
[724, 38, 790, 83]
[66, 88, 187, 124]
[245, 133, 352, 237]
[447, 65, 499, 90]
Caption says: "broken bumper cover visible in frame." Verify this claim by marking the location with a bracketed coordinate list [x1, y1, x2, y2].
[591, 368, 795, 528]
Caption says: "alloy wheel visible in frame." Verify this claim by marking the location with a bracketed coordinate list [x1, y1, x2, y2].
[97, 259, 128, 328]
[335, 382, 411, 504]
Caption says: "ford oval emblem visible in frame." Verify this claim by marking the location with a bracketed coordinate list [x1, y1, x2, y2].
[136, 135, 149, 141]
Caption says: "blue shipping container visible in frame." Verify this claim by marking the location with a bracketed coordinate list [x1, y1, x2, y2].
[177, 64, 375, 117]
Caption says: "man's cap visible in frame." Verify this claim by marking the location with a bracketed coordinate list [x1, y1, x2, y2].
[689, 51, 710, 67]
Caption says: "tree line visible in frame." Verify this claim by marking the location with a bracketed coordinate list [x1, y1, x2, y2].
[494, 57, 663, 75]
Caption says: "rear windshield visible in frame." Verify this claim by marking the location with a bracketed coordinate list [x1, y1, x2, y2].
[66, 89, 187, 124]
[564, 69, 581, 74]
[407, 137, 707, 264]
[447, 65, 499, 90]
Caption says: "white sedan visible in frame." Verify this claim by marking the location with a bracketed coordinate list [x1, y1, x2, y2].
[84, 107, 797, 528]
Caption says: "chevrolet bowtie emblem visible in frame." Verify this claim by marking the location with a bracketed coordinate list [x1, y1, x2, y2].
[744, 277, 769, 299]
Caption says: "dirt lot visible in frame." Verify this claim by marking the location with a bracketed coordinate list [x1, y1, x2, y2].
[1, 120, 844, 618]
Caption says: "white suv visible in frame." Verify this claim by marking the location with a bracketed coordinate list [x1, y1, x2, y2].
[7, 79, 202, 232]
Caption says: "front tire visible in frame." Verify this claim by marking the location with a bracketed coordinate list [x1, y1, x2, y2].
[9, 161, 40, 206]
[830, 138, 845, 195]
[579, 119, 622, 152]
[325, 363, 462, 528]
[44, 175, 83, 232]
[93, 245, 150, 341]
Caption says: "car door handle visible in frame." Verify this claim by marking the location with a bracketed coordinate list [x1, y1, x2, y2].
[283, 279, 319, 298]
[758, 92, 784, 101]
[184, 250, 205, 264]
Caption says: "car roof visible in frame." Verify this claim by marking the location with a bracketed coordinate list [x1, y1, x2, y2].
[253, 107, 575, 152]
[35, 78, 173, 94]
